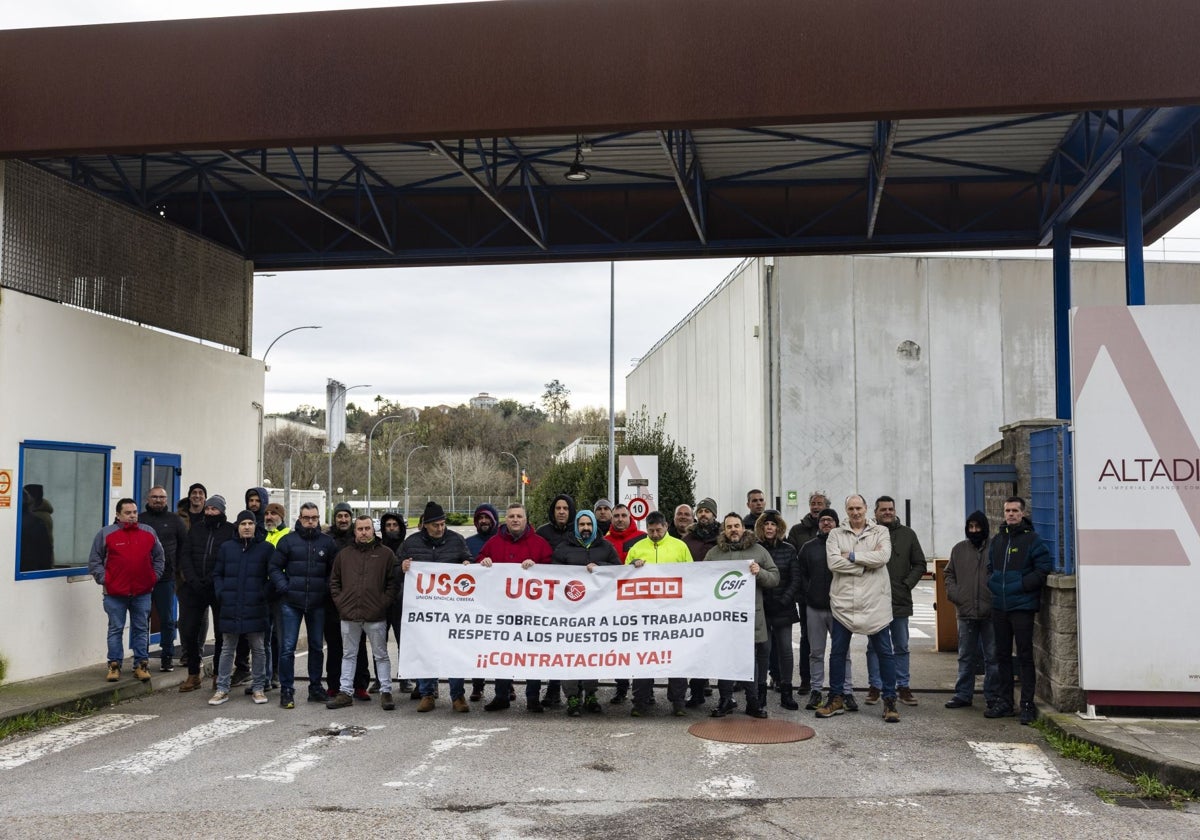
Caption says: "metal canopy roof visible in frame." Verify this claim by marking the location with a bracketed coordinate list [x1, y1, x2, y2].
[5, 0, 1200, 269]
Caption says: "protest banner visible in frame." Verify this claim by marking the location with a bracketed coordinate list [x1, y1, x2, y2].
[397, 560, 757, 680]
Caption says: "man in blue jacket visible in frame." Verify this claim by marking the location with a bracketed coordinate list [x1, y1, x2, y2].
[270, 502, 338, 709]
[987, 497, 1053, 725]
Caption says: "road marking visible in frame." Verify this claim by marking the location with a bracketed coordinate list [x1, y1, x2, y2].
[0, 714, 156, 769]
[697, 740, 757, 799]
[86, 717, 269, 776]
[384, 726, 508, 789]
[969, 741, 1090, 816]
[233, 726, 364, 783]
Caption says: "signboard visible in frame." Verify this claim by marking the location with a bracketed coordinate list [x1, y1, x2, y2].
[618, 455, 659, 512]
[0, 468, 11, 508]
[111, 462, 123, 486]
[1073, 304, 1200, 697]
[398, 561, 755, 680]
[627, 497, 651, 521]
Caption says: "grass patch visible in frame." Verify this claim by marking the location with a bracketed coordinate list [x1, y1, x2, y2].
[1033, 718, 1197, 808]
[0, 700, 98, 741]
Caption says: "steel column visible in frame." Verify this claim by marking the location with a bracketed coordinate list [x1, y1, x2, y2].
[1052, 224, 1072, 420]
[1122, 153, 1146, 305]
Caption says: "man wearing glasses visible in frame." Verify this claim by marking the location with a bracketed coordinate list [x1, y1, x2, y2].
[140, 486, 188, 672]
[269, 502, 338, 709]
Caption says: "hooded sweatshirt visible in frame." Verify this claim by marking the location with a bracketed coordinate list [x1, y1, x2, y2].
[379, 512, 407, 553]
[944, 511, 992, 620]
[535, 494, 577, 548]
[603, 522, 646, 562]
[245, 487, 270, 538]
[466, 503, 500, 559]
[552, 510, 621, 567]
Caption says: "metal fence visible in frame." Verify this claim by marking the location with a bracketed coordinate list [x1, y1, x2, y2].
[1029, 425, 1075, 574]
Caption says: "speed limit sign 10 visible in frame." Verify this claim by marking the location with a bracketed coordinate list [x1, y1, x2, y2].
[627, 497, 651, 521]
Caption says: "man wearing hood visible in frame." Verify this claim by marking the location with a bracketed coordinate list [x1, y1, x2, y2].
[323, 502, 369, 700]
[178, 495, 235, 692]
[326, 515, 400, 711]
[987, 496, 1052, 725]
[798, 509, 856, 712]
[466, 504, 499, 559]
[140, 485, 188, 672]
[818, 495, 900, 723]
[944, 511, 998, 713]
[245, 486, 270, 534]
[88, 498, 164, 683]
[863, 496, 927, 708]
[705, 513, 779, 719]
[603, 504, 645, 562]
[375, 511, 409, 695]
[209, 511, 274, 706]
[552, 510, 620, 716]
[536, 493, 576, 549]
[400, 501, 473, 712]
[270, 502, 337, 708]
[478, 504, 553, 712]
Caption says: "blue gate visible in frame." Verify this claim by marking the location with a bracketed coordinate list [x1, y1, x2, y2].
[1029, 426, 1075, 574]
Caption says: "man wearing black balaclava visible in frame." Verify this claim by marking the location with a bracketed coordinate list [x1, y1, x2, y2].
[943, 511, 998, 714]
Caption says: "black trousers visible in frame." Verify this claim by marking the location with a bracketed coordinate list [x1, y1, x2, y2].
[718, 640, 769, 700]
[177, 584, 221, 677]
[992, 609, 1036, 709]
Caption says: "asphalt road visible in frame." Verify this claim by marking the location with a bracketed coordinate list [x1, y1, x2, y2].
[0, 586, 1196, 839]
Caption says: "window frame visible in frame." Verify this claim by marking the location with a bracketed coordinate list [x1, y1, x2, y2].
[15, 439, 114, 581]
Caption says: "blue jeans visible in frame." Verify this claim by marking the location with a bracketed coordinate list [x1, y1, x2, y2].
[278, 602, 324, 694]
[103, 592, 152, 664]
[829, 618, 896, 700]
[151, 579, 176, 659]
[955, 617, 999, 704]
[866, 616, 910, 689]
[418, 677, 466, 700]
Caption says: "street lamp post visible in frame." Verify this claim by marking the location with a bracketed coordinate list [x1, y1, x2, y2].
[257, 324, 321, 484]
[404, 444, 428, 524]
[446, 449, 456, 515]
[273, 440, 304, 522]
[366, 415, 406, 518]
[326, 382, 371, 519]
[500, 450, 522, 508]
[388, 432, 415, 505]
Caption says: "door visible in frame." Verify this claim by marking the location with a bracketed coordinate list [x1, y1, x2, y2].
[134, 451, 182, 645]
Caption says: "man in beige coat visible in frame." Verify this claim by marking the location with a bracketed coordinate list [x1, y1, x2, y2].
[815, 495, 901, 723]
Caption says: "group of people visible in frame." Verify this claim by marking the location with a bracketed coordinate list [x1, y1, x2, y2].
[86, 482, 1051, 725]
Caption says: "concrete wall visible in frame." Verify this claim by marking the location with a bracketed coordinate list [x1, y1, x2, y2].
[0, 289, 263, 681]
[626, 259, 766, 515]
[629, 254, 1200, 558]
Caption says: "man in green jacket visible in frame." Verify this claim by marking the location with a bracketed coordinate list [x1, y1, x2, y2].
[864, 496, 927, 707]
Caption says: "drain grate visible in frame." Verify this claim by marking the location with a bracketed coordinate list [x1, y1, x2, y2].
[688, 718, 815, 744]
[309, 724, 367, 738]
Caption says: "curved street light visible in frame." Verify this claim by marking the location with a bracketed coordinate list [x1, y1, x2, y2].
[404, 444, 429, 523]
[254, 324, 320, 483]
[366, 415, 407, 515]
[261, 325, 322, 368]
[500, 450, 523, 508]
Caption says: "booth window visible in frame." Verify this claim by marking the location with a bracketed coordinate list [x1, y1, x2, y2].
[16, 441, 112, 579]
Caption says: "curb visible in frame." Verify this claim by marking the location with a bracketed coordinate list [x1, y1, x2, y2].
[1040, 710, 1200, 794]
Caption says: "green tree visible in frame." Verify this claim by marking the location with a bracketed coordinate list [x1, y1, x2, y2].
[541, 379, 571, 423]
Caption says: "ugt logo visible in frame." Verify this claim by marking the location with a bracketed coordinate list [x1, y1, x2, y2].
[714, 570, 748, 600]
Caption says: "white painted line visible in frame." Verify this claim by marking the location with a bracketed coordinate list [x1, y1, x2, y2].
[383, 726, 508, 789]
[697, 740, 757, 799]
[969, 741, 1090, 816]
[86, 717, 269, 776]
[234, 729, 363, 783]
[698, 774, 757, 799]
[0, 714, 156, 769]
[909, 627, 931, 640]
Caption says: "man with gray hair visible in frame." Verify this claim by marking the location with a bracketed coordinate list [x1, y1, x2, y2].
[669, 503, 694, 539]
[816, 494, 900, 723]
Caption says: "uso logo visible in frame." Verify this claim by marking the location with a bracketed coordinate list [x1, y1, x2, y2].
[415, 572, 477, 598]
[564, 579, 587, 602]
[616, 577, 683, 601]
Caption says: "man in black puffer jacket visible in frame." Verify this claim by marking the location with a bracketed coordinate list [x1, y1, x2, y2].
[178, 496, 235, 692]
[270, 502, 338, 708]
[797, 508, 856, 712]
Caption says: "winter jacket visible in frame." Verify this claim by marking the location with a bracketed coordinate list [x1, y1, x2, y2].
[325, 524, 355, 552]
[180, 514, 235, 592]
[987, 518, 1053, 613]
[479, 526, 553, 565]
[881, 520, 927, 618]
[825, 521, 893, 636]
[625, 533, 691, 565]
[787, 513, 820, 554]
[465, 503, 500, 559]
[945, 542, 991, 620]
[88, 522, 163, 596]
[758, 537, 801, 627]
[704, 531, 779, 643]
[798, 533, 834, 610]
[269, 524, 337, 610]
[604, 523, 646, 562]
[399, 528, 471, 564]
[682, 520, 720, 562]
[330, 539, 399, 623]
[379, 512, 407, 554]
[552, 511, 621, 567]
[535, 493, 577, 548]
[139, 505, 188, 582]
[213, 534, 273, 634]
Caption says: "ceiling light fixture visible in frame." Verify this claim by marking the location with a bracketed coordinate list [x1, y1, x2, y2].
[565, 135, 591, 182]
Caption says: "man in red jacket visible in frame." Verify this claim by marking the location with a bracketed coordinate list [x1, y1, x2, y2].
[88, 498, 165, 683]
[602, 504, 646, 562]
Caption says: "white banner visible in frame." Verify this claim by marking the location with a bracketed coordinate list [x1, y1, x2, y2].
[397, 560, 757, 680]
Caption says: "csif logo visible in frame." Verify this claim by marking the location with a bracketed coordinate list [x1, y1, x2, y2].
[714, 571, 748, 600]
[616, 577, 683, 600]
[415, 572, 476, 597]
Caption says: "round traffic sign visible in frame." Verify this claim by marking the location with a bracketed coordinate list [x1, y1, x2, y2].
[627, 497, 651, 521]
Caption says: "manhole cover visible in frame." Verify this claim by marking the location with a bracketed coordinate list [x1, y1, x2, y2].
[688, 718, 815, 744]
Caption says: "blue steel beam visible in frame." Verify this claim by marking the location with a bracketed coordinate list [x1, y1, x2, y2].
[1122, 153, 1146, 305]
[429, 140, 547, 251]
[656, 130, 707, 244]
[1053, 225, 1072, 420]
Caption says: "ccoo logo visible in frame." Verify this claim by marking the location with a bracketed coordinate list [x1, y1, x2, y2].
[714, 571, 748, 600]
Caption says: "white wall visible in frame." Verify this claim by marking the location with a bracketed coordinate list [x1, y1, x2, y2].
[0, 289, 263, 681]
[631, 254, 1200, 559]
[626, 259, 766, 516]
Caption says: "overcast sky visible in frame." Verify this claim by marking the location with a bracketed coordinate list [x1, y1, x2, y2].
[9, 1, 1200, 414]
